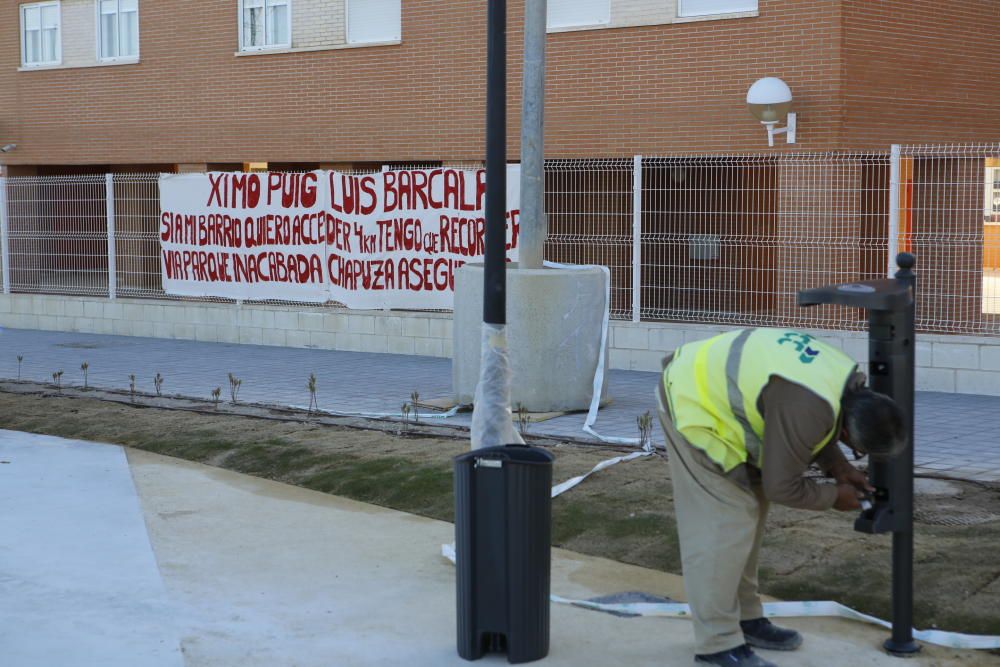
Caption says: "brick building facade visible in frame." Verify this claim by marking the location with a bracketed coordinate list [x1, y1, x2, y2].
[1, 0, 998, 172]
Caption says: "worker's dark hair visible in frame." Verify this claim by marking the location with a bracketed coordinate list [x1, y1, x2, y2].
[842, 387, 907, 460]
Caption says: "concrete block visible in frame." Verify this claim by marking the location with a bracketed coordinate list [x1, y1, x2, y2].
[286, 330, 311, 348]
[933, 342, 980, 370]
[348, 315, 376, 335]
[112, 320, 133, 336]
[238, 327, 263, 345]
[324, 313, 348, 333]
[36, 315, 59, 330]
[359, 334, 388, 353]
[63, 299, 84, 317]
[123, 303, 145, 321]
[262, 328, 287, 347]
[683, 328, 721, 344]
[915, 368, 956, 393]
[442, 338, 453, 359]
[44, 299, 65, 317]
[143, 305, 165, 323]
[614, 325, 649, 351]
[13, 298, 35, 314]
[0, 298, 12, 314]
[427, 317, 451, 340]
[915, 341, 933, 368]
[56, 316, 76, 332]
[174, 324, 196, 340]
[183, 306, 208, 325]
[387, 335, 416, 355]
[83, 301, 104, 319]
[217, 326, 240, 344]
[628, 349, 667, 372]
[204, 306, 237, 326]
[104, 302, 124, 320]
[648, 327, 685, 353]
[981, 345, 1000, 372]
[298, 312, 325, 332]
[609, 348, 631, 371]
[375, 316, 403, 337]
[309, 330, 335, 349]
[454, 264, 607, 411]
[956, 370, 1000, 396]
[402, 317, 429, 338]
[273, 310, 300, 331]
[339, 333, 364, 352]
[194, 325, 218, 342]
[93, 319, 115, 335]
[251, 309, 276, 329]
[841, 337, 869, 365]
[414, 337, 444, 357]
[162, 305, 188, 324]
[237, 309, 255, 327]
[132, 320, 156, 338]
[74, 317, 96, 332]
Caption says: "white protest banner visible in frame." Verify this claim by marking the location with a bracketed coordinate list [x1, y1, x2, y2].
[158, 166, 520, 309]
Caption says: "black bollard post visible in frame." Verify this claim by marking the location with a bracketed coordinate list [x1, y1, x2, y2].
[798, 253, 920, 656]
[882, 253, 919, 655]
[484, 0, 507, 327]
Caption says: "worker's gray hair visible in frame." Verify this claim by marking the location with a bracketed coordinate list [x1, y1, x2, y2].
[842, 387, 907, 460]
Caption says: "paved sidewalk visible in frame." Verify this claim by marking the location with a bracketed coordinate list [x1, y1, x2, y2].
[1, 327, 999, 481]
[2, 430, 992, 666]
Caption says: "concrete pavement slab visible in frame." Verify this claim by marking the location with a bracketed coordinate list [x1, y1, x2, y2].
[0, 430, 184, 667]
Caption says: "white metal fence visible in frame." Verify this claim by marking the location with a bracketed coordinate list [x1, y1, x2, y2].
[0, 146, 998, 336]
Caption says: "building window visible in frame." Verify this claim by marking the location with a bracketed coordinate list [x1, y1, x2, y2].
[678, 0, 757, 17]
[985, 163, 1000, 220]
[240, 0, 290, 51]
[98, 0, 139, 61]
[21, 1, 61, 67]
[547, 0, 610, 29]
[347, 0, 401, 44]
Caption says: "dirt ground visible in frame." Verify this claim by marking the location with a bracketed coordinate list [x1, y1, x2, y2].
[2, 383, 999, 640]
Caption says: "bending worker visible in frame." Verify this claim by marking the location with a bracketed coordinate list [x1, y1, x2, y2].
[657, 328, 906, 667]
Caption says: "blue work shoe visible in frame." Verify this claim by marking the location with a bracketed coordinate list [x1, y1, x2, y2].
[694, 644, 778, 666]
[741, 617, 803, 651]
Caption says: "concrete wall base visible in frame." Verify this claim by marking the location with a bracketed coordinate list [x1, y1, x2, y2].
[452, 264, 608, 412]
[1, 293, 998, 397]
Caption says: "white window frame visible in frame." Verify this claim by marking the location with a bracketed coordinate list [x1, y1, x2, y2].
[345, 0, 402, 45]
[678, 0, 758, 18]
[985, 166, 1000, 220]
[96, 0, 140, 63]
[20, 1, 62, 68]
[238, 0, 292, 52]
[546, 0, 611, 30]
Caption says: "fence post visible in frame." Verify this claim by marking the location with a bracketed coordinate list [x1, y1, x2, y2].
[632, 155, 642, 323]
[888, 144, 901, 278]
[0, 177, 9, 295]
[105, 173, 117, 299]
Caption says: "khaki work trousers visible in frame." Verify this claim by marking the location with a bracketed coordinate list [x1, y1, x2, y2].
[661, 407, 769, 655]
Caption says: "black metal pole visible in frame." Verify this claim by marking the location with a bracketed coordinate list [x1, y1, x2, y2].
[886, 252, 920, 655]
[484, 0, 507, 326]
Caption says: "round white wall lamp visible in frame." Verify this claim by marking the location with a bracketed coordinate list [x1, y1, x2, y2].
[747, 77, 796, 147]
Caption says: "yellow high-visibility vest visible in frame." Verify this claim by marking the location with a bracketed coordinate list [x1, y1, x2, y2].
[662, 328, 858, 472]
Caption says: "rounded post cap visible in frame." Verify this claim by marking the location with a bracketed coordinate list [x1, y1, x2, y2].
[896, 252, 916, 270]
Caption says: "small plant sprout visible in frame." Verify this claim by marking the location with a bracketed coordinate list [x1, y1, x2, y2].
[52, 370, 63, 390]
[154, 373, 164, 397]
[129, 374, 137, 403]
[307, 373, 318, 416]
[410, 391, 420, 423]
[637, 410, 654, 453]
[80, 361, 89, 389]
[228, 373, 242, 404]
[211, 387, 222, 409]
[17, 355, 24, 380]
[401, 402, 412, 432]
[515, 402, 531, 436]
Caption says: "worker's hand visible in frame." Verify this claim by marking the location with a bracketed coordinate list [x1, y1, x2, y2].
[832, 462, 875, 494]
[833, 483, 863, 512]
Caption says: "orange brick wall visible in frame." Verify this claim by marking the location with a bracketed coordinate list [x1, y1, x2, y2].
[841, 0, 1000, 148]
[1, 0, 848, 167]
